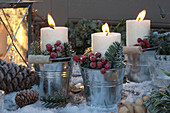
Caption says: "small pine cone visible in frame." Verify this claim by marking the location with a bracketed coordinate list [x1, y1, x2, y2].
[15, 90, 39, 107]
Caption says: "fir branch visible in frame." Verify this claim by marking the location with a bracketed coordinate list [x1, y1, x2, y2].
[40, 91, 68, 108]
[30, 41, 41, 55]
[105, 42, 124, 67]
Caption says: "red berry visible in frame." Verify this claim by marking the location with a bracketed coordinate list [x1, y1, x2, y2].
[100, 58, 106, 65]
[55, 40, 61, 46]
[100, 68, 106, 74]
[95, 52, 102, 58]
[97, 62, 103, 69]
[137, 38, 142, 43]
[80, 56, 86, 62]
[90, 55, 97, 62]
[139, 42, 145, 47]
[104, 64, 111, 70]
[49, 52, 52, 55]
[88, 52, 94, 58]
[134, 44, 139, 46]
[142, 47, 146, 49]
[146, 43, 151, 48]
[50, 52, 57, 58]
[56, 46, 62, 52]
[143, 39, 148, 43]
[58, 44, 64, 50]
[46, 44, 53, 52]
[73, 55, 80, 62]
[106, 62, 111, 67]
[90, 62, 96, 68]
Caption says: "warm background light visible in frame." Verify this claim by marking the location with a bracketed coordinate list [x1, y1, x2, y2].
[102, 23, 110, 33]
[136, 10, 146, 21]
[48, 13, 56, 27]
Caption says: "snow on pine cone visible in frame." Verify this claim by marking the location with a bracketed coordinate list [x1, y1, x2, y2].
[15, 90, 39, 107]
[0, 59, 36, 94]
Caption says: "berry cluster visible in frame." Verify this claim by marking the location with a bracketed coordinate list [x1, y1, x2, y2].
[73, 52, 112, 74]
[46, 40, 65, 58]
[134, 38, 151, 49]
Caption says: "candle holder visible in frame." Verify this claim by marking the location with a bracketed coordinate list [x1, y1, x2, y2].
[149, 55, 170, 88]
[125, 51, 155, 82]
[0, 90, 5, 113]
[37, 57, 72, 99]
[81, 65, 126, 108]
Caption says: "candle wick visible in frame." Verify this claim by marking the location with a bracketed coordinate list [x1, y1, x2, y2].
[106, 32, 108, 36]
[49, 26, 54, 29]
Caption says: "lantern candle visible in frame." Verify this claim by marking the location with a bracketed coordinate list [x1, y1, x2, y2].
[126, 10, 151, 46]
[40, 14, 68, 51]
[92, 23, 121, 56]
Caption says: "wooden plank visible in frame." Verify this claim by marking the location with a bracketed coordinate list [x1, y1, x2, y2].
[33, 0, 52, 18]
[51, 0, 68, 26]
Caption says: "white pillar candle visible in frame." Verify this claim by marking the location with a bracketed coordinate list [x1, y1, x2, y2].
[126, 20, 150, 46]
[92, 32, 121, 57]
[40, 27, 68, 52]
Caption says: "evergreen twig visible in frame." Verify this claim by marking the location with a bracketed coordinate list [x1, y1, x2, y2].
[104, 41, 124, 67]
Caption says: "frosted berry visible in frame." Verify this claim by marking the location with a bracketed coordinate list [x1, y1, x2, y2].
[137, 38, 142, 43]
[134, 44, 139, 46]
[100, 68, 106, 74]
[50, 52, 57, 58]
[95, 52, 102, 58]
[88, 52, 94, 58]
[105, 64, 111, 70]
[90, 62, 96, 68]
[142, 47, 146, 49]
[143, 39, 148, 43]
[49, 52, 52, 55]
[46, 44, 53, 52]
[106, 62, 111, 67]
[55, 40, 61, 46]
[58, 44, 65, 50]
[73, 55, 80, 62]
[90, 55, 97, 62]
[100, 58, 106, 65]
[56, 46, 62, 52]
[80, 56, 86, 62]
[145, 43, 150, 48]
[139, 42, 145, 47]
[97, 61, 103, 69]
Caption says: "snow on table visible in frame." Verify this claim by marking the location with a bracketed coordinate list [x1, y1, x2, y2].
[3, 78, 159, 113]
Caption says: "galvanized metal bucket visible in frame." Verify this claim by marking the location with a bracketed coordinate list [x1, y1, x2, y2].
[125, 51, 155, 82]
[81, 65, 126, 108]
[37, 59, 72, 98]
[149, 55, 170, 88]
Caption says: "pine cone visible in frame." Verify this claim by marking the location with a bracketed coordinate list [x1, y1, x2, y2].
[0, 59, 36, 93]
[15, 90, 39, 107]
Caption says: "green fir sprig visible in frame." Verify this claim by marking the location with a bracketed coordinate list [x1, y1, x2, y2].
[104, 41, 124, 67]
[40, 91, 68, 108]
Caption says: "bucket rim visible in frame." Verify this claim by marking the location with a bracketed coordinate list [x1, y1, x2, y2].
[80, 64, 126, 71]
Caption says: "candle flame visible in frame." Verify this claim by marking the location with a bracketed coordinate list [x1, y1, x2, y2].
[102, 23, 110, 33]
[136, 10, 146, 21]
[48, 13, 56, 27]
